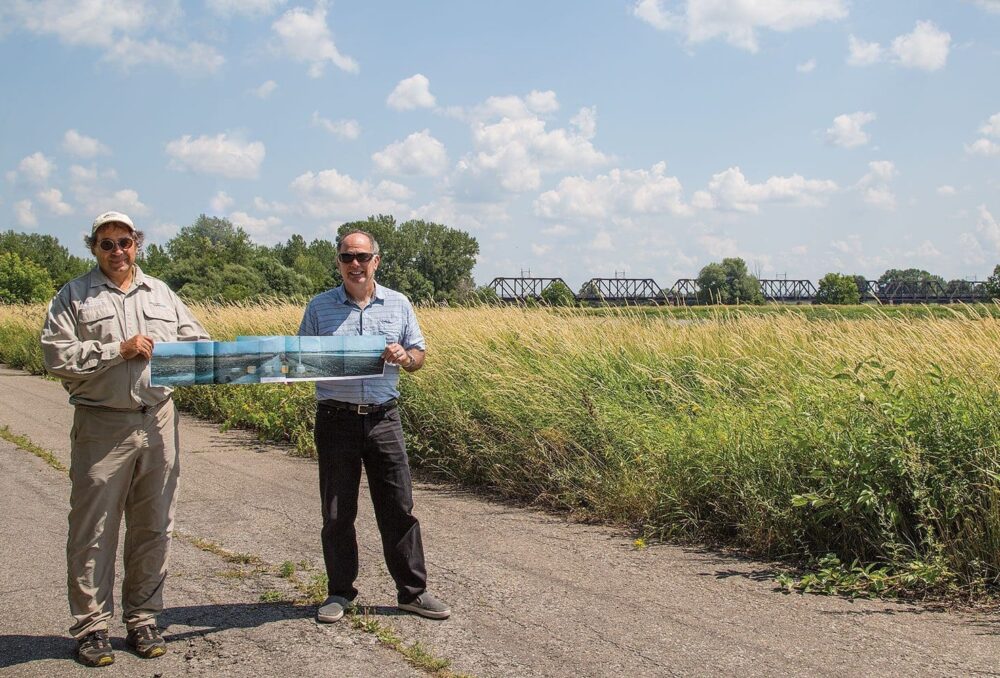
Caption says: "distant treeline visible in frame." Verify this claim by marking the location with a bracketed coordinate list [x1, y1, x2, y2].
[3, 222, 1000, 306]
[500, 259, 1000, 306]
[0, 214, 480, 304]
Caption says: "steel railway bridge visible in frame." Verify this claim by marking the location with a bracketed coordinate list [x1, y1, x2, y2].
[487, 277, 990, 305]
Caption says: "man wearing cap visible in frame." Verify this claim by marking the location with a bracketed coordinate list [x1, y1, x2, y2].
[41, 211, 208, 667]
[298, 229, 451, 624]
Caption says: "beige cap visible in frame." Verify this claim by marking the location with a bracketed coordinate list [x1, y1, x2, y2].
[91, 211, 135, 235]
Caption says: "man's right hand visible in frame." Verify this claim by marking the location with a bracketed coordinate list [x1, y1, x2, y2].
[121, 334, 154, 360]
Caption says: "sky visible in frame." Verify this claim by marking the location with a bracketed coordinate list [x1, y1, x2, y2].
[1, 0, 998, 291]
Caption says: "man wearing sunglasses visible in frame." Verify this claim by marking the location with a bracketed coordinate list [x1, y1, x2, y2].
[298, 230, 450, 624]
[41, 211, 208, 667]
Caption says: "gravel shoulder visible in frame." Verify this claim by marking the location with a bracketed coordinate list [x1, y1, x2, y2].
[0, 366, 997, 677]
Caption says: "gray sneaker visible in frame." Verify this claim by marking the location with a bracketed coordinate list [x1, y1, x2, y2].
[316, 595, 354, 623]
[398, 592, 451, 620]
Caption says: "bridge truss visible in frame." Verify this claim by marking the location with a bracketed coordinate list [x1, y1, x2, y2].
[487, 277, 570, 302]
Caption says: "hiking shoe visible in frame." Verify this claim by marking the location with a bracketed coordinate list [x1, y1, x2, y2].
[316, 595, 354, 623]
[398, 592, 451, 620]
[77, 629, 114, 667]
[126, 624, 166, 658]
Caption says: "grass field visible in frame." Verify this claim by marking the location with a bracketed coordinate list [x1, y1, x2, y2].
[3, 300, 998, 599]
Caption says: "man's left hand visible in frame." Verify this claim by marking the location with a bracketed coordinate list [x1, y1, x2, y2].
[382, 343, 412, 368]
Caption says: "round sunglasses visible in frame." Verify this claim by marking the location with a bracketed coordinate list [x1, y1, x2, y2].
[98, 237, 136, 252]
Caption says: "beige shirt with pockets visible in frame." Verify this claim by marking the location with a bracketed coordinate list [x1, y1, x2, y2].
[41, 265, 209, 410]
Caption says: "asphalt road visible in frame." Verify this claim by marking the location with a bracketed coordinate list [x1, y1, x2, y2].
[0, 366, 997, 677]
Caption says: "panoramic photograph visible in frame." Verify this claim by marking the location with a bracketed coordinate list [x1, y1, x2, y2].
[0, 1, 998, 676]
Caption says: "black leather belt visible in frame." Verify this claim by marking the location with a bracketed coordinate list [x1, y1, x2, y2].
[319, 399, 397, 415]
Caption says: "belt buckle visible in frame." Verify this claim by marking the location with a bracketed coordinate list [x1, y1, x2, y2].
[355, 404, 372, 415]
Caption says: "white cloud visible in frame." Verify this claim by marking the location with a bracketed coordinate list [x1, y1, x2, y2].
[210, 191, 234, 214]
[541, 224, 575, 237]
[695, 166, 838, 213]
[967, 113, 1000, 156]
[864, 160, 896, 183]
[457, 93, 610, 193]
[3, 0, 160, 48]
[796, 59, 816, 73]
[862, 186, 896, 210]
[311, 112, 361, 139]
[975, 205, 1000, 251]
[271, 3, 358, 77]
[970, 0, 1000, 12]
[590, 231, 613, 252]
[372, 129, 448, 176]
[104, 189, 149, 217]
[207, 0, 287, 16]
[63, 129, 110, 158]
[570, 106, 597, 139]
[14, 199, 37, 227]
[632, 0, 848, 53]
[253, 196, 293, 215]
[16, 152, 55, 184]
[531, 243, 552, 256]
[228, 210, 282, 235]
[910, 240, 941, 258]
[250, 80, 278, 99]
[937, 185, 957, 196]
[890, 20, 950, 72]
[857, 160, 897, 210]
[826, 111, 876, 148]
[966, 139, 1000, 156]
[101, 36, 225, 74]
[387, 74, 436, 111]
[535, 162, 689, 221]
[469, 91, 561, 122]
[64, 163, 146, 217]
[290, 168, 411, 220]
[69, 164, 117, 184]
[981, 113, 1000, 138]
[959, 205, 1000, 261]
[165, 133, 265, 179]
[525, 90, 559, 114]
[847, 22, 950, 72]
[698, 234, 740, 258]
[406, 196, 507, 235]
[36, 188, 72, 215]
[2, 3, 225, 75]
[847, 35, 882, 66]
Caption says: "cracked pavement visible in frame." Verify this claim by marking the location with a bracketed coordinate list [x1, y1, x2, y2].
[1, 366, 998, 677]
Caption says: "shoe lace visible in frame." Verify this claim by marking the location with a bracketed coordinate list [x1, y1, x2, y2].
[83, 630, 110, 650]
[134, 625, 160, 641]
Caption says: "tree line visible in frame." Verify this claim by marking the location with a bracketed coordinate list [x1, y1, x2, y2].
[505, 259, 1000, 307]
[2, 219, 1000, 306]
[0, 214, 479, 304]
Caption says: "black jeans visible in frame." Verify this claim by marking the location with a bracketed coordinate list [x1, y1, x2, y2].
[314, 403, 427, 604]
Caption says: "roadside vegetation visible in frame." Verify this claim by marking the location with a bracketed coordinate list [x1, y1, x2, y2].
[2, 301, 998, 602]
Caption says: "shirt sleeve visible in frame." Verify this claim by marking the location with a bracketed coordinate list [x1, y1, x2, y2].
[401, 299, 426, 351]
[297, 300, 316, 336]
[40, 291, 123, 381]
[171, 290, 210, 341]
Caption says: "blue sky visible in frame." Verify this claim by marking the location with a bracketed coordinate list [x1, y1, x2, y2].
[1, 0, 998, 290]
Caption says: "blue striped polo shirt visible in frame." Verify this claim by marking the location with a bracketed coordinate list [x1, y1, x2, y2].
[297, 283, 425, 404]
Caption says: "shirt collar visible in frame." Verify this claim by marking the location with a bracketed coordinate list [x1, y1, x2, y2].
[334, 282, 385, 306]
[90, 264, 149, 291]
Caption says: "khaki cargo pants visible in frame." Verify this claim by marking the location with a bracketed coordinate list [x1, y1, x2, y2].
[67, 399, 179, 639]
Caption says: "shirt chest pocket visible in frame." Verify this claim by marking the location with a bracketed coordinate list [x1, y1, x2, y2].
[377, 318, 402, 344]
[77, 304, 119, 344]
[143, 304, 178, 341]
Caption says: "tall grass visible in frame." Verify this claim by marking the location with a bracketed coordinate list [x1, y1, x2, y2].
[2, 301, 998, 595]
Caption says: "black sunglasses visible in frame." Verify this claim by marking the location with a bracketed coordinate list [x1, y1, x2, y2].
[98, 237, 135, 252]
[338, 252, 375, 264]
